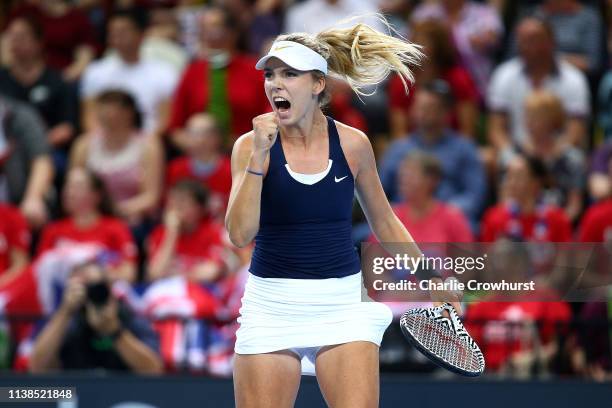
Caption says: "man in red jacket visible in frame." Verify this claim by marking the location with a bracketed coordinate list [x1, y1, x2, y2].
[168, 6, 269, 151]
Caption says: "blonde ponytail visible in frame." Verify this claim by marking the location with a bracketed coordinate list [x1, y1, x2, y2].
[317, 17, 423, 95]
[276, 15, 422, 98]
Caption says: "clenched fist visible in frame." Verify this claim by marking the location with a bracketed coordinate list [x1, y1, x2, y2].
[252, 112, 279, 152]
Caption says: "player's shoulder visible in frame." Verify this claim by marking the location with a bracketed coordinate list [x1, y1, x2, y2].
[229, 131, 257, 164]
[232, 131, 255, 152]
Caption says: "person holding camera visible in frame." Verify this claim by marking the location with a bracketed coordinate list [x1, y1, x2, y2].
[28, 262, 163, 374]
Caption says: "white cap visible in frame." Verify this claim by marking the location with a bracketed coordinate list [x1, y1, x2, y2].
[255, 41, 328, 74]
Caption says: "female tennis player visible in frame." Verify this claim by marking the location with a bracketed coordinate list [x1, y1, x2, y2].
[225, 18, 460, 408]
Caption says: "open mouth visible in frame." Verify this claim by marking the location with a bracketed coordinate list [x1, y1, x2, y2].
[273, 96, 291, 112]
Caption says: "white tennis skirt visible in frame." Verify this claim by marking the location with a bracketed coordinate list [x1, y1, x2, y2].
[234, 271, 393, 375]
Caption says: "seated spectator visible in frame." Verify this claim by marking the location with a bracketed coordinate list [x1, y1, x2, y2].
[0, 95, 54, 228]
[381, 152, 473, 243]
[379, 82, 486, 224]
[411, 0, 503, 97]
[6, 0, 97, 81]
[38, 167, 137, 283]
[465, 243, 571, 373]
[70, 90, 164, 230]
[488, 17, 590, 165]
[531, 0, 604, 74]
[519, 90, 586, 222]
[0, 16, 78, 184]
[481, 154, 572, 242]
[80, 9, 177, 137]
[144, 180, 240, 375]
[0, 204, 30, 287]
[166, 113, 231, 220]
[388, 20, 480, 139]
[28, 261, 162, 374]
[147, 180, 227, 283]
[169, 5, 268, 150]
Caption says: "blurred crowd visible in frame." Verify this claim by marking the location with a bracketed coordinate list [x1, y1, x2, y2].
[0, 0, 610, 380]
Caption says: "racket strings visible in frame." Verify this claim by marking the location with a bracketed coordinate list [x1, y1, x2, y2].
[402, 313, 483, 373]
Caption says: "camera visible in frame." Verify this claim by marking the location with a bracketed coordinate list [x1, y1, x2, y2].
[86, 281, 110, 307]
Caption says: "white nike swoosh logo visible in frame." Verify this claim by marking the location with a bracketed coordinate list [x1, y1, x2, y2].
[335, 176, 348, 183]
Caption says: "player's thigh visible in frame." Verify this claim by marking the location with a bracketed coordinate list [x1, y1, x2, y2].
[234, 351, 302, 408]
[315, 341, 380, 408]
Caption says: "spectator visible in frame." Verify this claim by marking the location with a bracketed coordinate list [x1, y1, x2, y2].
[245, 0, 283, 56]
[38, 167, 137, 283]
[285, 0, 385, 36]
[70, 90, 164, 230]
[531, 0, 604, 74]
[0, 204, 30, 287]
[379, 82, 486, 223]
[386, 152, 474, 243]
[487, 17, 590, 166]
[465, 242, 571, 373]
[388, 20, 480, 139]
[7, 0, 97, 81]
[588, 139, 612, 201]
[144, 179, 240, 374]
[28, 261, 163, 374]
[80, 9, 177, 137]
[0, 95, 54, 228]
[520, 90, 585, 222]
[481, 155, 572, 242]
[213, 0, 283, 56]
[166, 113, 231, 220]
[411, 0, 503, 97]
[0, 16, 78, 182]
[147, 180, 227, 283]
[168, 6, 268, 150]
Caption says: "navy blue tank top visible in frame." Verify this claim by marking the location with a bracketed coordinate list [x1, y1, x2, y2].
[249, 116, 361, 279]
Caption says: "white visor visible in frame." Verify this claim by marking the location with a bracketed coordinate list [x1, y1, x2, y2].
[255, 41, 328, 74]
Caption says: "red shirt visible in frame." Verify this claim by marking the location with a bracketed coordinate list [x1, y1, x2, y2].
[388, 66, 479, 131]
[38, 217, 136, 261]
[391, 202, 474, 243]
[148, 219, 226, 277]
[168, 55, 269, 138]
[0, 205, 30, 274]
[465, 299, 571, 371]
[166, 156, 232, 212]
[480, 203, 572, 242]
[578, 199, 612, 242]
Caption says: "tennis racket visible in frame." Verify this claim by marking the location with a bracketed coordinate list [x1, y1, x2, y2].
[399, 303, 485, 377]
